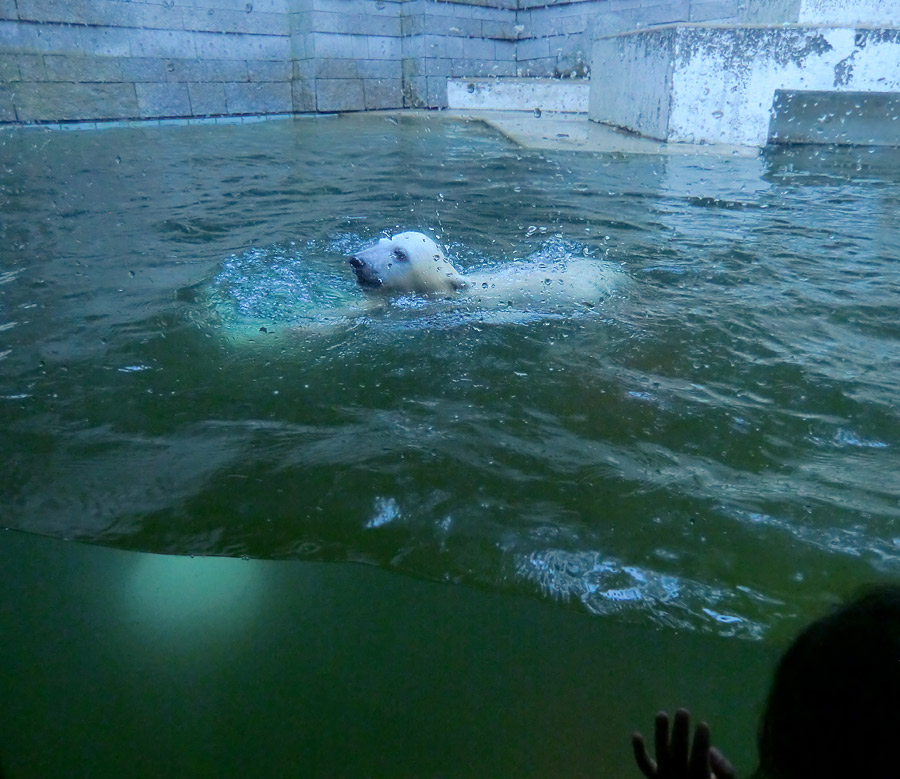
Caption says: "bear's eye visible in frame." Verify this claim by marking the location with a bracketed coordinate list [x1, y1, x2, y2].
[392, 248, 409, 263]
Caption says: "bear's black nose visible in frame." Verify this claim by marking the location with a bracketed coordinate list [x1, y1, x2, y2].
[349, 256, 363, 269]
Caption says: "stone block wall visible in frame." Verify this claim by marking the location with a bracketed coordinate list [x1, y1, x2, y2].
[0, 0, 745, 123]
[2, 0, 295, 122]
[401, 0, 517, 108]
[515, 0, 740, 79]
[292, 0, 404, 112]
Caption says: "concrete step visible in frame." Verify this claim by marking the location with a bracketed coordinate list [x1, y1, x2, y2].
[743, 0, 900, 27]
[589, 25, 900, 147]
[447, 78, 589, 115]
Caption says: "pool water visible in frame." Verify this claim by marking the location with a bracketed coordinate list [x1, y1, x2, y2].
[1, 114, 899, 647]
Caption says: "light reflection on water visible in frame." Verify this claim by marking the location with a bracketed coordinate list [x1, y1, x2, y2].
[1, 115, 899, 640]
[124, 551, 264, 645]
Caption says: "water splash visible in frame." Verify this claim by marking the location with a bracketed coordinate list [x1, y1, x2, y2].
[515, 548, 769, 639]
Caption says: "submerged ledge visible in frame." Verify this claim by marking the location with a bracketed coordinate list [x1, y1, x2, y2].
[445, 108, 760, 157]
[0, 106, 759, 157]
[0, 111, 318, 133]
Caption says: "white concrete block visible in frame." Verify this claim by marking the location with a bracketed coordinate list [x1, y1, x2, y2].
[43, 54, 123, 82]
[310, 31, 366, 59]
[188, 81, 227, 115]
[591, 24, 900, 147]
[82, 27, 134, 57]
[798, 0, 900, 26]
[0, 0, 17, 21]
[136, 81, 192, 117]
[590, 28, 674, 139]
[667, 27, 900, 145]
[130, 28, 198, 59]
[316, 77, 365, 111]
[769, 89, 900, 144]
[225, 80, 291, 112]
[366, 34, 400, 60]
[31, 22, 84, 54]
[448, 77, 590, 113]
[517, 37, 550, 60]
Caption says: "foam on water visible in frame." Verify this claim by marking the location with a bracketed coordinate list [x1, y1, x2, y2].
[206, 232, 625, 339]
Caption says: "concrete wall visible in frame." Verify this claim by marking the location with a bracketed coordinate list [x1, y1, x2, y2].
[740, 0, 900, 26]
[292, 0, 404, 112]
[1, 0, 744, 124]
[2, 0, 295, 122]
[590, 25, 900, 146]
[769, 89, 900, 144]
[669, 26, 900, 145]
[591, 25, 678, 139]
[401, 0, 517, 109]
[516, 0, 740, 79]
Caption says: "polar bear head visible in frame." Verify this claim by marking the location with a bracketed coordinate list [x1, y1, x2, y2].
[349, 231, 467, 295]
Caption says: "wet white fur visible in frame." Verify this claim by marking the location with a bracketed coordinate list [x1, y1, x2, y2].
[350, 231, 621, 306]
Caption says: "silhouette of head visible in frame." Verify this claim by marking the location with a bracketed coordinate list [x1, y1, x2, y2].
[755, 585, 900, 779]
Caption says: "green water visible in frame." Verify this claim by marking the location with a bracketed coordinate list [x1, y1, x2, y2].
[0, 530, 772, 778]
[0, 114, 898, 776]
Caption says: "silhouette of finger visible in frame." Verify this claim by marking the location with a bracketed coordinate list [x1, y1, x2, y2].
[672, 708, 691, 771]
[709, 747, 736, 779]
[689, 721, 711, 778]
[654, 711, 671, 773]
[632, 732, 658, 778]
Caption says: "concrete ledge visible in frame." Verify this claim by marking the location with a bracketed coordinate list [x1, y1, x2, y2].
[0, 111, 307, 132]
[447, 77, 589, 113]
[769, 89, 900, 144]
[590, 24, 900, 146]
[443, 108, 757, 155]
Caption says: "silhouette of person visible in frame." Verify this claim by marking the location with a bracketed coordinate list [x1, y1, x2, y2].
[632, 585, 900, 779]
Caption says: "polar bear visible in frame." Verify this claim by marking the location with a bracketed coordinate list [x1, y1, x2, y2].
[349, 231, 466, 295]
[349, 231, 621, 306]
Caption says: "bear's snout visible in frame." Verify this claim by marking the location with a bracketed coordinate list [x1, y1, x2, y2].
[348, 255, 382, 289]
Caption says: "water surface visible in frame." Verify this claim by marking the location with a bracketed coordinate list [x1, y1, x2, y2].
[2, 115, 899, 641]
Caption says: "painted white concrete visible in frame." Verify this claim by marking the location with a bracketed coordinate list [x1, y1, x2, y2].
[444, 109, 756, 155]
[668, 27, 900, 145]
[590, 29, 675, 140]
[590, 25, 900, 147]
[447, 77, 590, 114]
[798, 0, 900, 26]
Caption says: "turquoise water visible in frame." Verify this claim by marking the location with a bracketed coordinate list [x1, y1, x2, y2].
[1, 115, 898, 643]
